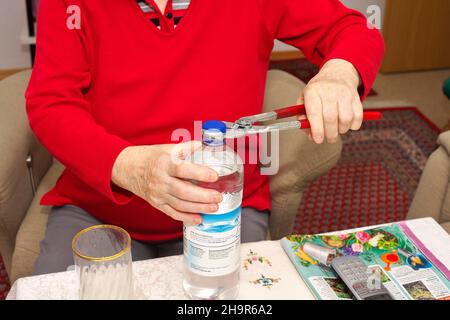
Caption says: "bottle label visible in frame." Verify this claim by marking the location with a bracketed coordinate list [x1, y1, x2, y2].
[184, 205, 241, 277]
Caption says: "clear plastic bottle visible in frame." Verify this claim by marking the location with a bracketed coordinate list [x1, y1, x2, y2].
[182, 120, 243, 300]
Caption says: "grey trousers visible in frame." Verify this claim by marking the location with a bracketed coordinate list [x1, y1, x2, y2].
[33, 205, 269, 276]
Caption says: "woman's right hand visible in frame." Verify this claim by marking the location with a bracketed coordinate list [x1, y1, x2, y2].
[111, 141, 222, 225]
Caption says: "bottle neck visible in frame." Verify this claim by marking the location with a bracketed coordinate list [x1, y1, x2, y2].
[203, 139, 224, 146]
[202, 131, 225, 147]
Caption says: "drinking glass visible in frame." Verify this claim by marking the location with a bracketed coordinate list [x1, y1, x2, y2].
[72, 225, 134, 300]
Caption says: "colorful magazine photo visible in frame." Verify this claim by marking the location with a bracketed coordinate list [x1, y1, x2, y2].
[281, 222, 450, 300]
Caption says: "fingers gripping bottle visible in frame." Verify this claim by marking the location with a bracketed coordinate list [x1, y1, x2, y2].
[183, 120, 243, 300]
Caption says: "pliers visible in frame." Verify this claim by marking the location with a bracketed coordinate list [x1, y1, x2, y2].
[224, 104, 382, 139]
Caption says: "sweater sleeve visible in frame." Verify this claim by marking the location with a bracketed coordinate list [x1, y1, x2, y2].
[26, 0, 134, 204]
[257, 0, 385, 99]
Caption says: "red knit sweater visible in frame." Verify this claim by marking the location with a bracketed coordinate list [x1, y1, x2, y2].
[26, 0, 384, 242]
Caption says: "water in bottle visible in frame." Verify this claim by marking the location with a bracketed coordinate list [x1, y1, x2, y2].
[183, 120, 243, 300]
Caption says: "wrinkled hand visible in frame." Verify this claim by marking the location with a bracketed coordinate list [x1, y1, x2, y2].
[111, 141, 222, 225]
[298, 59, 363, 144]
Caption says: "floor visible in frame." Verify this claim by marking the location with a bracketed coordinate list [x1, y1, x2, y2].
[364, 69, 450, 130]
[0, 69, 27, 81]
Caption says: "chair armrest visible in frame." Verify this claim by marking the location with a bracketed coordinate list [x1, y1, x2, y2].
[263, 70, 342, 239]
[0, 70, 52, 274]
[408, 132, 450, 227]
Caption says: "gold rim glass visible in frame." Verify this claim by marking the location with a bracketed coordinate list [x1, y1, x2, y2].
[72, 225, 134, 300]
[72, 224, 131, 262]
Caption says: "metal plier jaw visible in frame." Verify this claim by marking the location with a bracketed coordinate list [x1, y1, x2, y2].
[224, 104, 382, 139]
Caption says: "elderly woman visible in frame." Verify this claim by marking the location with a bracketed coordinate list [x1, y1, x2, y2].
[26, 0, 384, 274]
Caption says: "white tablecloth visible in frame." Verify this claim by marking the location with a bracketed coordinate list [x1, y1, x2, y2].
[7, 218, 450, 300]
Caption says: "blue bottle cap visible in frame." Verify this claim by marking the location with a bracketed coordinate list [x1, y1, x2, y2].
[202, 120, 227, 133]
[202, 120, 226, 146]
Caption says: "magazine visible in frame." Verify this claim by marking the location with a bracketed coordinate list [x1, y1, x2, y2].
[280, 222, 450, 300]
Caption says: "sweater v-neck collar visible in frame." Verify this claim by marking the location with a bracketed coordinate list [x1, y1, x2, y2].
[132, 0, 196, 37]
[147, 0, 171, 16]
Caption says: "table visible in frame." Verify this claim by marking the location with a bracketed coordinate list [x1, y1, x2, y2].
[7, 218, 450, 300]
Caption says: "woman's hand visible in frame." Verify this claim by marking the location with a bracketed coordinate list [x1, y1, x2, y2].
[111, 141, 222, 225]
[298, 59, 363, 144]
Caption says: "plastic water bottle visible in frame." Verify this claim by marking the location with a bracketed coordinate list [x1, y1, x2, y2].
[182, 120, 243, 300]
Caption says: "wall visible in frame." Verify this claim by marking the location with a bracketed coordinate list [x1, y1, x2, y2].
[0, 1, 32, 69]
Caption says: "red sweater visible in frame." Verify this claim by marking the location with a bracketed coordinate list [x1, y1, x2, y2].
[26, 0, 384, 242]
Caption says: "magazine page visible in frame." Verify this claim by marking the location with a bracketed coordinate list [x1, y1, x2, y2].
[399, 218, 450, 279]
[281, 223, 450, 300]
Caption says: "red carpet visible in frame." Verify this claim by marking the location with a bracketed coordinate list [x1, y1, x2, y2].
[269, 58, 378, 96]
[0, 255, 10, 300]
[295, 107, 441, 235]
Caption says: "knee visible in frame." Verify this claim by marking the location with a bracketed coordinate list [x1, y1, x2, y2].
[33, 229, 77, 275]
[33, 205, 100, 275]
[241, 209, 270, 243]
[33, 246, 75, 276]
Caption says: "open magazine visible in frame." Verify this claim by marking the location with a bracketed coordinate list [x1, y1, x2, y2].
[280, 222, 450, 300]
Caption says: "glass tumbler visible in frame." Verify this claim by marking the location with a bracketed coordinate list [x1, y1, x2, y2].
[72, 225, 133, 300]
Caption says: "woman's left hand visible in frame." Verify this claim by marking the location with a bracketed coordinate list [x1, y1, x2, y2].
[298, 58, 363, 144]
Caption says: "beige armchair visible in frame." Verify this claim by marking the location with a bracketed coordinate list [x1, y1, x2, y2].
[0, 69, 342, 283]
[407, 131, 450, 233]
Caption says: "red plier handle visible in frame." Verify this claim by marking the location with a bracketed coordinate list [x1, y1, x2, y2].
[274, 104, 382, 129]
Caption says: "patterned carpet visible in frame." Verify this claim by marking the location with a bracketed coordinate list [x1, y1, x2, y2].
[295, 107, 441, 235]
[0, 255, 10, 300]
